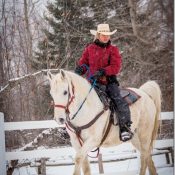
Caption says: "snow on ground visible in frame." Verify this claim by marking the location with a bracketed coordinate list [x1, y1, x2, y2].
[45, 155, 173, 175]
[12, 159, 174, 175]
[12, 144, 174, 175]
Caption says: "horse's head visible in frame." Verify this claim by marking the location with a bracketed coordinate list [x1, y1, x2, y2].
[47, 70, 74, 124]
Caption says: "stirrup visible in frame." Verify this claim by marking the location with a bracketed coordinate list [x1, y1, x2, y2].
[120, 131, 132, 142]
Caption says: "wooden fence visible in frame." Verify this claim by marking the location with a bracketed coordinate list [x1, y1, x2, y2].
[0, 111, 173, 175]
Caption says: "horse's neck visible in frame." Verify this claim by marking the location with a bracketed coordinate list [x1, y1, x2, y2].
[69, 73, 104, 125]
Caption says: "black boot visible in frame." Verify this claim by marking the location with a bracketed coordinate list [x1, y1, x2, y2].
[106, 83, 133, 142]
[120, 124, 133, 142]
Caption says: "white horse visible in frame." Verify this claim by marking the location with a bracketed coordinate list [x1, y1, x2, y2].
[48, 69, 161, 175]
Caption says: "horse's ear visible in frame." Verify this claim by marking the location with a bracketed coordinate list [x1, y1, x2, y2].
[60, 69, 66, 80]
[47, 71, 54, 82]
[60, 69, 74, 96]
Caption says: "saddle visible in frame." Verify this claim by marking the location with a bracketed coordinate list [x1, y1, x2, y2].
[120, 88, 141, 105]
[95, 86, 141, 125]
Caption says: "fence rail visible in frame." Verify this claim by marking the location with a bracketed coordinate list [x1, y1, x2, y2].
[0, 111, 174, 175]
[5, 139, 173, 161]
[4, 111, 173, 131]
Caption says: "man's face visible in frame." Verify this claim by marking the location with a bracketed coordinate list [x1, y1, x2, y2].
[99, 34, 110, 43]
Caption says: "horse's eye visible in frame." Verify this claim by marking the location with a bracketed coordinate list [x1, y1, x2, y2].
[63, 90, 68, 95]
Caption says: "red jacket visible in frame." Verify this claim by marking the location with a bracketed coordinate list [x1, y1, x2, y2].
[78, 42, 122, 77]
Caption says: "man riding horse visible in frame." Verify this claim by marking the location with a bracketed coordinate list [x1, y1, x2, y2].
[75, 24, 133, 142]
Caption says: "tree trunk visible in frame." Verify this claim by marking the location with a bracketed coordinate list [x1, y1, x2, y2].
[128, 0, 137, 36]
[24, 0, 32, 72]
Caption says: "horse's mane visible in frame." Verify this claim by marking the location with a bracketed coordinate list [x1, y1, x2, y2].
[65, 70, 93, 91]
[63, 70, 103, 107]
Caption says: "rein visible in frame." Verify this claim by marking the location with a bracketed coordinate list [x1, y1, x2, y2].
[71, 80, 97, 120]
[54, 79, 96, 120]
[66, 108, 107, 135]
[54, 77, 110, 157]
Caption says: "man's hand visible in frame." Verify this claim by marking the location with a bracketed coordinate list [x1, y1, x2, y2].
[93, 69, 105, 79]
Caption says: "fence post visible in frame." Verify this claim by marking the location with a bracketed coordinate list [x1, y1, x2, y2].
[38, 158, 46, 175]
[98, 153, 104, 174]
[0, 112, 6, 175]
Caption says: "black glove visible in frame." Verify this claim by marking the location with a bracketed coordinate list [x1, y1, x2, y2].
[93, 69, 105, 79]
[107, 75, 119, 86]
[75, 66, 84, 75]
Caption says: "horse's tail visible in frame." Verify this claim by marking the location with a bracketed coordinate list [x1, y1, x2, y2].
[139, 81, 162, 148]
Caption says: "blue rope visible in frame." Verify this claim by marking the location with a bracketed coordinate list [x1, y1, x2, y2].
[71, 79, 97, 120]
[81, 64, 94, 81]
[81, 64, 89, 71]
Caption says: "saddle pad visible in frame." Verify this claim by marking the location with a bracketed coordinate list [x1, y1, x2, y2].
[121, 88, 141, 105]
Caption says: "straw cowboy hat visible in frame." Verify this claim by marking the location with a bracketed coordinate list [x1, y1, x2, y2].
[90, 24, 117, 36]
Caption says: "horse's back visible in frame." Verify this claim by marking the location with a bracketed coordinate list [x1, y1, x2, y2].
[126, 87, 157, 133]
[128, 81, 161, 119]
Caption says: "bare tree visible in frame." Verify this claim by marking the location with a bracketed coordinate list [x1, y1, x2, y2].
[0, 0, 51, 122]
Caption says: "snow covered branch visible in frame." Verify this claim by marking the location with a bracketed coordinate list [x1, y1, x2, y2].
[0, 69, 59, 96]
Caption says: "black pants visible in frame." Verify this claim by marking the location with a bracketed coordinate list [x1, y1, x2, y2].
[106, 83, 132, 128]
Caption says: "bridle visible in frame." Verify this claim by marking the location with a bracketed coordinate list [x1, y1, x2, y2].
[54, 81, 75, 116]
[54, 79, 96, 120]
[53, 78, 110, 156]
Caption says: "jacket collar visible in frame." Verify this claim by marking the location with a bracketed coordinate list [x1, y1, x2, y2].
[94, 39, 111, 48]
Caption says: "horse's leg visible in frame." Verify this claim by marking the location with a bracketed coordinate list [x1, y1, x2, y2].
[131, 134, 142, 175]
[73, 138, 99, 175]
[139, 152, 149, 175]
[73, 155, 91, 175]
[138, 141, 157, 175]
[69, 134, 91, 175]
[139, 126, 158, 174]
[131, 134, 152, 175]
[147, 155, 157, 175]
[82, 156, 91, 175]
[73, 152, 82, 175]
[139, 150, 157, 175]
[136, 150, 141, 174]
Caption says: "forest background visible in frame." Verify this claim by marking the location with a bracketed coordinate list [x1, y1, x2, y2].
[0, 0, 173, 149]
